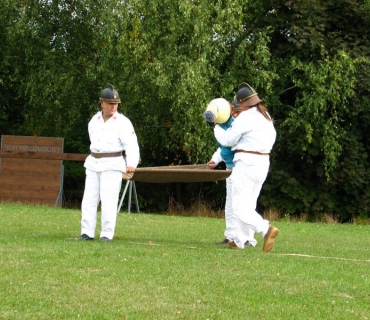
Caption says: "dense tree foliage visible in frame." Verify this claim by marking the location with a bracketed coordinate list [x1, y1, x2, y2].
[1, 0, 369, 220]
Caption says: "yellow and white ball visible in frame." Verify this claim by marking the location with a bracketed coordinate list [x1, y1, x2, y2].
[203, 98, 231, 124]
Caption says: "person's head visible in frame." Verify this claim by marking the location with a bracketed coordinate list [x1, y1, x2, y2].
[203, 98, 231, 124]
[99, 84, 121, 116]
[235, 83, 272, 121]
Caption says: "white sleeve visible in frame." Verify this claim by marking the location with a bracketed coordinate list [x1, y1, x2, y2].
[120, 120, 140, 167]
[211, 147, 223, 165]
[214, 123, 242, 147]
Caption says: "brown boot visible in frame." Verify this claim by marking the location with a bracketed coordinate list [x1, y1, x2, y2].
[262, 226, 279, 253]
[227, 240, 241, 250]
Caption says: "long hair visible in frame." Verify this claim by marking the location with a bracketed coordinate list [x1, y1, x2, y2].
[256, 103, 273, 122]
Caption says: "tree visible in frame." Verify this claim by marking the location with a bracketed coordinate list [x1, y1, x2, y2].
[257, 0, 370, 220]
[0, 0, 26, 135]
[1, 0, 370, 218]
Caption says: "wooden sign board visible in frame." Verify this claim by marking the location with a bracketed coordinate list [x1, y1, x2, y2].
[0, 135, 64, 206]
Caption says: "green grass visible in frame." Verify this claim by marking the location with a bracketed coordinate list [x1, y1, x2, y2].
[0, 202, 369, 320]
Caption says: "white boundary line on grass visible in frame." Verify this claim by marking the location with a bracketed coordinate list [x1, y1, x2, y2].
[136, 242, 370, 261]
[72, 239, 370, 262]
[129, 241, 198, 249]
[275, 253, 370, 263]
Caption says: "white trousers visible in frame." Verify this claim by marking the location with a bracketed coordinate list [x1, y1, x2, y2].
[232, 155, 270, 248]
[81, 169, 122, 239]
[225, 173, 256, 246]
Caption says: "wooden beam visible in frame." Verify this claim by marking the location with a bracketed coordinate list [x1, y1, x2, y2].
[0, 150, 89, 161]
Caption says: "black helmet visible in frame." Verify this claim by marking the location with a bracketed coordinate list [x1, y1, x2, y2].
[231, 96, 241, 110]
[99, 84, 121, 103]
[236, 83, 262, 107]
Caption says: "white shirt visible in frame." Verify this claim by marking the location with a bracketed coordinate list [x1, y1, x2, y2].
[214, 107, 276, 154]
[84, 111, 140, 172]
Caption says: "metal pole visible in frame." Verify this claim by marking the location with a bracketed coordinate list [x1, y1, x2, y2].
[117, 180, 131, 213]
[128, 181, 133, 214]
[132, 181, 140, 213]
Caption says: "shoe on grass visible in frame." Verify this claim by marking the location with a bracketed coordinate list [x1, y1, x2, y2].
[227, 240, 241, 250]
[100, 237, 112, 242]
[262, 226, 279, 253]
[218, 238, 231, 245]
[244, 241, 253, 247]
[78, 234, 94, 241]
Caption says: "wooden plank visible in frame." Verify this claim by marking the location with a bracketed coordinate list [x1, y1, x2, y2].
[1, 158, 63, 169]
[0, 150, 88, 161]
[1, 159, 63, 172]
[1, 135, 64, 148]
[0, 196, 56, 206]
[0, 188, 59, 205]
[0, 171, 61, 180]
[0, 177, 60, 191]
[0, 172, 62, 180]
[0, 175, 60, 188]
[1, 189, 59, 200]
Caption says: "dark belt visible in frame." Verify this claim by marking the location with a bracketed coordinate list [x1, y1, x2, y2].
[91, 151, 122, 159]
[235, 150, 270, 156]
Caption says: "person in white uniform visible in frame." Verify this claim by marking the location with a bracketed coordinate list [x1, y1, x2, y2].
[203, 98, 256, 247]
[79, 84, 140, 241]
[214, 83, 279, 252]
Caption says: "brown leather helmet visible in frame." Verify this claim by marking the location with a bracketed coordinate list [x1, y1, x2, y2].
[236, 83, 263, 107]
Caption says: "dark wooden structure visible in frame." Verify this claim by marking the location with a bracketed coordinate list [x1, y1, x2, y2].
[0, 136, 71, 206]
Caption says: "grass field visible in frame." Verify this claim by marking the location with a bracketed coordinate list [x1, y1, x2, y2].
[0, 202, 369, 320]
